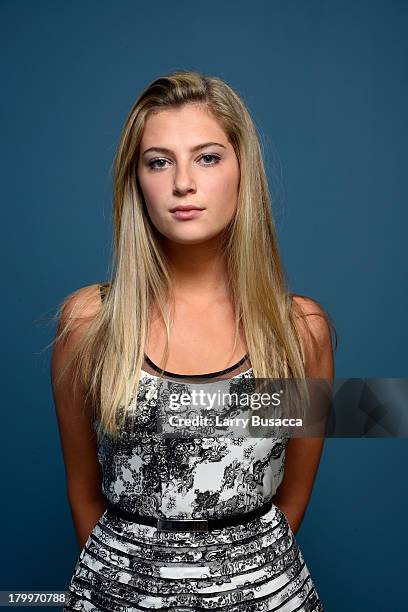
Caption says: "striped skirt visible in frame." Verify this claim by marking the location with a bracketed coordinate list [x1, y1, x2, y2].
[64, 503, 324, 611]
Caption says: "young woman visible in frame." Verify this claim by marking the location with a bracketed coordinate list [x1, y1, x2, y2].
[52, 70, 335, 611]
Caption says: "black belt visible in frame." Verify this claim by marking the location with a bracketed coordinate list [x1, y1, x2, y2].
[105, 497, 274, 532]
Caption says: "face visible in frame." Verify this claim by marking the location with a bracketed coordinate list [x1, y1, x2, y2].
[136, 104, 240, 245]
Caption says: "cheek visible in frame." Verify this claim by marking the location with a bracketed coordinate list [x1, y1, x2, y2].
[138, 175, 167, 220]
[208, 168, 239, 215]
[138, 175, 159, 206]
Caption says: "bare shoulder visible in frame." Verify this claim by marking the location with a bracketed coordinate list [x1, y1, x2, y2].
[290, 294, 335, 377]
[52, 283, 104, 385]
[59, 283, 104, 324]
[291, 294, 332, 344]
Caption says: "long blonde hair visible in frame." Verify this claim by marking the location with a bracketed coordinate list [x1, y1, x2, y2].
[50, 69, 337, 439]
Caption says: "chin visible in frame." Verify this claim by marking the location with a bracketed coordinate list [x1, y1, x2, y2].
[167, 235, 211, 246]
[162, 228, 223, 246]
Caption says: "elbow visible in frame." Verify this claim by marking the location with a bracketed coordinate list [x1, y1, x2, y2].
[66, 481, 106, 510]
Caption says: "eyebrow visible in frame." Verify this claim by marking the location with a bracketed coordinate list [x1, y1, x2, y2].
[142, 142, 227, 156]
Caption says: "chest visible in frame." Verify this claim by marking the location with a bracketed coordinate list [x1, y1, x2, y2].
[145, 299, 247, 374]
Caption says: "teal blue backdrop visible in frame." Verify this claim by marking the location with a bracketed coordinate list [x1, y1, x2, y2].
[1, 1, 407, 610]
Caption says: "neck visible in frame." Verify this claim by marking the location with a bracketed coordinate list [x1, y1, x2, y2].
[162, 236, 230, 301]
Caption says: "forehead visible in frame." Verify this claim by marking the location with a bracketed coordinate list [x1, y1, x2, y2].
[140, 104, 228, 146]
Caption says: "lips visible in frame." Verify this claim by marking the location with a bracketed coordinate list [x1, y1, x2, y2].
[169, 205, 204, 213]
[170, 208, 204, 220]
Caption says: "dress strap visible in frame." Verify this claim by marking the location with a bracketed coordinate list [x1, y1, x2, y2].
[144, 352, 249, 378]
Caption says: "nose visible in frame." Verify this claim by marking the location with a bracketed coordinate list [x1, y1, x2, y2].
[173, 162, 197, 195]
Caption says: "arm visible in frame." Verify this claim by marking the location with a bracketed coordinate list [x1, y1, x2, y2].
[272, 296, 335, 534]
[51, 284, 107, 550]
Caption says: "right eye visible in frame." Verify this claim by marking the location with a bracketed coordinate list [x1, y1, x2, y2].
[148, 158, 168, 171]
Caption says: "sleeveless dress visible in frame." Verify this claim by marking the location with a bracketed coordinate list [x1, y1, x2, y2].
[63, 287, 324, 612]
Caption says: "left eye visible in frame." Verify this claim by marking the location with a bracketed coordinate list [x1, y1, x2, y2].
[200, 154, 221, 165]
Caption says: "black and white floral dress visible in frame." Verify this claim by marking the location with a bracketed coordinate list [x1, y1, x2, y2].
[64, 354, 324, 611]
